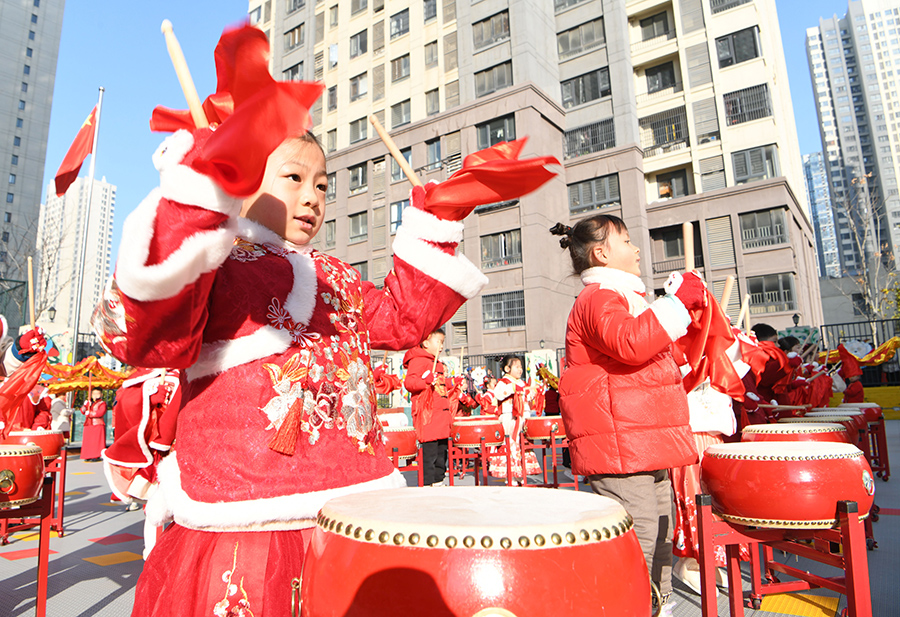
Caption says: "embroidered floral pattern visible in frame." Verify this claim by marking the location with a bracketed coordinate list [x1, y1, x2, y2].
[213, 543, 255, 617]
[230, 239, 267, 262]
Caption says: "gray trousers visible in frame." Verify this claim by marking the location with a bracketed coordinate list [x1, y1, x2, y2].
[589, 469, 674, 596]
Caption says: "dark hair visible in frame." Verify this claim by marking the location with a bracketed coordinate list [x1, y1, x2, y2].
[501, 354, 523, 374]
[751, 323, 778, 342]
[777, 336, 801, 353]
[420, 328, 445, 347]
[550, 214, 628, 274]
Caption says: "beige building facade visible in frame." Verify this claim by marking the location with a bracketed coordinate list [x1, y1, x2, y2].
[250, 0, 823, 356]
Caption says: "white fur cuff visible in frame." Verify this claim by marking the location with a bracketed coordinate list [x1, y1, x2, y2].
[393, 231, 488, 300]
[649, 295, 691, 341]
[399, 207, 465, 244]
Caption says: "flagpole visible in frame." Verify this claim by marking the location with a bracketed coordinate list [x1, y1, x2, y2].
[70, 86, 104, 366]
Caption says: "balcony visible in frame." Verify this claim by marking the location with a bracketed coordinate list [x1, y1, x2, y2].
[563, 119, 616, 160]
[636, 81, 684, 105]
[749, 291, 794, 314]
[639, 106, 689, 159]
[652, 254, 704, 274]
[631, 28, 677, 54]
[709, 0, 752, 14]
[741, 225, 787, 250]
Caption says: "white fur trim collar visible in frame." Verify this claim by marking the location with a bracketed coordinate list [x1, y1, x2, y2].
[148, 453, 408, 530]
[580, 267, 646, 295]
[236, 217, 315, 255]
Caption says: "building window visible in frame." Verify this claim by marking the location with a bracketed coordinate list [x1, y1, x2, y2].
[851, 293, 868, 316]
[3, 212, 10, 222]
[11, 155, 18, 166]
[748, 273, 795, 314]
[18, 100, 25, 111]
[723, 84, 772, 125]
[329, 44, 338, 69]
[424, 0, 437, 23]
[425, 40, 438, 66]
[23, 65, 30, 75]
[283, 62, 303, 81]
[390, 9, 409, 39]
[639, 106, 688, 156]
[327, 86, 337, 111]
[325, 129, 336, 153]
[325, 220, 336, 248]
[349, 117, 367, 142]
[481, 229, 522, 269]
[640, 11, 669, 41]
[563, 119, 616, 159]
[568, 174, 619, 213]
[561, 67, 610, 108]
[555, 0, 589, 11]
[31, 13, 37, 23]
[326, 172, 336, 202]
[557, 18, 604, 59]
[391, 99, 411, 127]
[732, 144, 779, 184]
[350, 72, 368, 101]
[716, 27, 760, 68]
[482, 290, 526, 329]
[660, 228, 685, 260]
[1, 232, 7, 242]
[289, 0, 306, 13]
[21, 82, 28, 93]
[477, 115, 516, 150]
[349, 212, 368, 242]
[29, 31, 35, 40]
[473, 11, 509, 50]
[351, 261, 369, 281]
[390, 147, 412, 181]
[657, 169, 688, 199]
[426, 139, 441, 170]
[710, 0, 752, 15]
[8, 175, 15, 185]
[391, 54, 410, 82]
[26, 48, 32, 57]
[426, 88, 440, 115]
[739, 208, 788, 249]
[351, 0, 367, 15]
[5, 194, 13, 204]
[390, 199, 407, 233]
[646, 61, 677, 94]
[350, 30, 368, 58]
[451, 322, 468, 347]
[475, 61, 512, 98]
[349, 163, 368, 194]
[284, 24, 305, 51]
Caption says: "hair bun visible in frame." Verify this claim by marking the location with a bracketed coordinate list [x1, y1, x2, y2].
[558, 236, 572, 249]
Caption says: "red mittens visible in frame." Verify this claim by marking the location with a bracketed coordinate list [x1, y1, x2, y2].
[664, 271, 707, 311]
[16, 328, 46, 356]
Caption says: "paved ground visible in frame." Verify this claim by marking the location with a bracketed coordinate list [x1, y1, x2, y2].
[1, 421, 898, 616]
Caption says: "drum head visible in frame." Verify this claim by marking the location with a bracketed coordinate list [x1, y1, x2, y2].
[706, 440, 862, 459]
[743, 423, 846, 435]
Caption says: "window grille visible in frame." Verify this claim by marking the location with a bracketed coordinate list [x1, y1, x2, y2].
[740, 208, 788, 249]
[748, 273, 795, 314]
[444, 31, 458, 71]
[445, 80, 460, 108]
[482, 291, 525, 329]
[723, 84, 772, 125]
[443, 0, 456, 23]
[639, 106, 688, 157]
[693, 98, 720, 143]
[710, 0, 752, 14]
[563, 119, 615, 159]
[373, 20, 385, 52]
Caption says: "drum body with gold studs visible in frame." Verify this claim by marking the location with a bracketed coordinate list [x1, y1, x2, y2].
[741, 422, 850, 444]
[701, 441, 875, 528]
[779, 416, 859, 444]
[2, 429, 66, 462]
[523, 416, 566, 441]
[0, 444, 45, 508]
[808, 409, 867, 432]
[837, 402, 883, 423]
[382, 427, 418, 460]
[452, 418, 504, 448]
[301, 487, 651, 617]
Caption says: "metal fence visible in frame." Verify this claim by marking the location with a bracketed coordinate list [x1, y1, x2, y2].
[0, 278, 26, 331]
[819, 319, 900, 388]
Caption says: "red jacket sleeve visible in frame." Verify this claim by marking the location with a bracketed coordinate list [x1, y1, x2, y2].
[404, 355, 436, 395]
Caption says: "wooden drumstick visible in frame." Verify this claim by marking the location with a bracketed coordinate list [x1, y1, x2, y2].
[368, 114, 422, 187]
[719, 275, 735, 310]
[682, 222, 694, 272]
[27, 256, 35, 330]
[161, 20, 208, 129]
[757, 404, 809, 410]
[737, 294, 750, 332]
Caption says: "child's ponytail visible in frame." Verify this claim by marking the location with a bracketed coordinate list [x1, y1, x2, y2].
[549, 214, 627, 274]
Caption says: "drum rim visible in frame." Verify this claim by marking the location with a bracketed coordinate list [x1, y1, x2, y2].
[743, 423, 846, 434]
[452, 419, 502, 426]
[5, 429, 65, 436]
[716, 511, 868, 529]
[0, 444, 44, 457]
[382, 426, 416, 433]
[706, 441, 862, 460]
[0, 495, 41, 509]
[807, 409, 863, 416]
[778, 416, 854, 422]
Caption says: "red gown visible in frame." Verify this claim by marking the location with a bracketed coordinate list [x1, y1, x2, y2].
[80, 399, 107, 460]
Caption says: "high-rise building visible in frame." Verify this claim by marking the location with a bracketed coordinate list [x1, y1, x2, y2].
[806, 0, 900, 277]
[250, 0, 823, 356]
[37, 177, 115, 344]
[803, 151, 842, 278]
[0, 0, 66, 329]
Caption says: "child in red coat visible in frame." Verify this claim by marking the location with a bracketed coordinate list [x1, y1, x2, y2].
[552, 215, 700, 616]
[403, 329, 452, 486]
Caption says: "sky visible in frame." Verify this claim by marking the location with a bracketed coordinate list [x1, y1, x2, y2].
[41, 0, 853, 258]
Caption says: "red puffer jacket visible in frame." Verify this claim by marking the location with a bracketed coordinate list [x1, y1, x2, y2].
[403, 346, 452, 442]
[559, 267, 698, 476]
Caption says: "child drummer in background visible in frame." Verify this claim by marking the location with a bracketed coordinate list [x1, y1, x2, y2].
[551, 216, 700, 616]
[488, 355, 541, 485]
[86, 23, 538, 616]
[404, 329, 453, 486]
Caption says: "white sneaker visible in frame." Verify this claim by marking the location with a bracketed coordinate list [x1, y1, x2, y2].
[715, 567, 729, 593]
[673, 557, 717, 598]
[659, 599, 677, 617]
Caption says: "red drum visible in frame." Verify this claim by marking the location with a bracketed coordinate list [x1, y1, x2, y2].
[701, 441, 875, 528]
[301, 487, 652, 617]
[377, 410, 409, 429]
[452, 418, 504, 447]
[837, 403, 883, 423]
[0, 444, 45, 509]
[523, 415, 566, 440]
[808, 409, 867, 432]
[2, 429, 66, 462]
[382, 427, 418, 460]
[742, 422, 850, 444]
[779, 416, 859, 445]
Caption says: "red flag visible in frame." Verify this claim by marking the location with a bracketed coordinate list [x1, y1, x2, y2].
[54, 106, 97, 197]
[0, 351, 48, 439]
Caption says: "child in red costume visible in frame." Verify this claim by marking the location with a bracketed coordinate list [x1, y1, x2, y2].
[80, 388, 107, 461]
[83, 23, 568, 616]
[487, 355, 541, 483]
[552, 215, 699, 615]
[403, 329, 452, 485]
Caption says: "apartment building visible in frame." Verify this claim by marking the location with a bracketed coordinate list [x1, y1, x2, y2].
[803, 151, 842, 278]
[0, 0, 65, 329]
[250, 0, 823, 355]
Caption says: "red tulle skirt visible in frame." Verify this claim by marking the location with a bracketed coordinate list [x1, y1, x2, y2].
[80, 423, 106, 460]
[132, 524, 313, 617]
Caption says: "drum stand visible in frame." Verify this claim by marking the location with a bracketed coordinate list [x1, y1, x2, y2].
[867, 417, 890, 481]
[518, 431, 579, 489]
[448, 438, 494, 486]
[696, 494, 872, 617]
[389, 445, 424, 487]
[0, 476, 53, 617]
[0, 448, 68, 544]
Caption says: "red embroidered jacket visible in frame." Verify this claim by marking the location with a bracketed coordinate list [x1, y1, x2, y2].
[91, 130, 487, 531]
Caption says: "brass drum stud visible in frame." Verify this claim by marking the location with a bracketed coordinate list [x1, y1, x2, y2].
[481, 536, 493, 549]
[551, 533, 562, 545]
[446, 536, 457, 548]
[427, 535, 439, 547]
[393, 533, 404, 545]
[409, 533, 420, 545]
[463, 536, 476, 548]
[379, 531, 390, 543]
[518, 536, 530, 548]
[500, 537, 512, 549]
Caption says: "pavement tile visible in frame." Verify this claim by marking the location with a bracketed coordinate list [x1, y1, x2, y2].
[12, 531, 60, 541]
[82, 551, 143, 566]
[0, 547, 58, 560]
[89, 533, 142, 546]
[759, 592, 839, 616]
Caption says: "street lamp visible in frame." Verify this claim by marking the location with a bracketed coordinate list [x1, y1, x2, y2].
[792, 313, 800, 326]
[48, 307, 56, 322]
